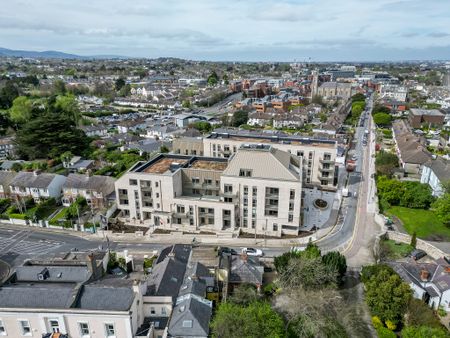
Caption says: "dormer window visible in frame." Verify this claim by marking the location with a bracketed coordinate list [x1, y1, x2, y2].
[239, 169, 252, 177]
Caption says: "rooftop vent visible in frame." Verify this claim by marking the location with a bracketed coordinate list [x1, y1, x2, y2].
[37, 268, 50, 281]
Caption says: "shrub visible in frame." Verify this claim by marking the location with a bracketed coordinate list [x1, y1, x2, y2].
[372, 316, 383, 329]
[385, 320, 397, 331]
[376, 326, 397, 338]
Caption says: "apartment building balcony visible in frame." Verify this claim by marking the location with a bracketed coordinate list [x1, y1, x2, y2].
[199, 211, 215, 217]
[317, 174, 334, 181]
[264, 204, 279, 211]
[319, 158, 334, 165]
[319, 166, 335, 173]
[203, 183, 220, 190]
[172, 211, 190, 218]
[221, 191, 237, 198]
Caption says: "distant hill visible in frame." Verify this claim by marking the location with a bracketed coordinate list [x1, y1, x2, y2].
[0, 47, 125, 59]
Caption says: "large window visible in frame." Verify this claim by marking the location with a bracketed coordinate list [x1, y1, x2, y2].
[182, 320, 193, 328]
[105, 323, 115, 337]
[19, 320, 31, 336]
[79, 322, 90, 337]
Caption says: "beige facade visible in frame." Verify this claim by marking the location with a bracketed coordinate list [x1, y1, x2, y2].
[173, 132, 337, 187]
[115, 145, 304, 237]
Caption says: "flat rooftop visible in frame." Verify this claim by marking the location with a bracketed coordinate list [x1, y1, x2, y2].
[133, 154, 229, 175]
[410, 108, 444, 116]
[143, 157, 188, 174]
[190, 159, 227, 171]
[207, 130, 336, 148]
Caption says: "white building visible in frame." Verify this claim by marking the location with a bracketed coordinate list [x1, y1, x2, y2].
[9, 171, 67, 203]
[390, 259, 450, 312]
[115, 144, 303, 237]
[173, 130, 337, 187]
[420, 158, 450, 197]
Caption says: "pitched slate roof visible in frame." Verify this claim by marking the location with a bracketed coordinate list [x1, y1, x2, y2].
[168, 294, 212, 337]
[0, 171, 16, 187]
[63, 173, 115, 192]
[223, 146, 300, 181]
[76, 284, 134, 311]
[10, 171, 62, 189]
[424, 158, 450, 182]
[229, 255, 264, 285]
[0, 283, 77, 309]
[14, 265, 91, 283]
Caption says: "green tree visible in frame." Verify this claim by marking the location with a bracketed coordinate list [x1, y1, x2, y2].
[115, 78, 126, 91]
[351, 93, 366, 102]
[311, 95, 325, 106]
[373, 112, 392, 126]
[160, 145, 169, 153]
[322, 251, 347, 279]
[431, 193, 450, 225]
[222, 73, 229, 85]
[0, 81, 20, 109]
[190, 121, 212, 133]
[182, 100, 191, 109]
[405, 299, 443, 329]
[207, 71, 219, 86]
[228, 284, 259, 305]
[9, 96, 32, 124]
[401, 326, 449, 338]
[373, 104, 391, 114]
[15, 111, 89, 159]
[211, 301, 285, 338]
[54, 94, 81, 124]
[410, 232, 417, 248]
[375, 152, 399, 176]
[231, 110, 248, 127]
[53, 79, 66, 95]
[364, 265, 412, 324]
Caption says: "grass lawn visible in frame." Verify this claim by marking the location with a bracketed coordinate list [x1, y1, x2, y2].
[381, 239, 413, 260]
[387, 206, 450, 241]
[50, 207, 68, 223]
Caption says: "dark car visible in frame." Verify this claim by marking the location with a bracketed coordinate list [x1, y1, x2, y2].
[410, 249, 426, 261]
[219, 247, 238, 256]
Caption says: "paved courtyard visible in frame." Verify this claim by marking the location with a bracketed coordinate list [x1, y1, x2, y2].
[302, 188, 336, 231]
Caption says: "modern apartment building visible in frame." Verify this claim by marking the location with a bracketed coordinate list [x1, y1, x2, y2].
[173, 130, 337, 187]
[115, 144, 303, 237]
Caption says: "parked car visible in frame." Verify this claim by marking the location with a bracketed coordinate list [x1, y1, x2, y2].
[410, 249, 427, 261]
[219, 247, 238, 256]
[242, 247, 263, 256]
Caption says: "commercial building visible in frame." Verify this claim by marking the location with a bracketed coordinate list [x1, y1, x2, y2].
[173, 129, 337, 187]
[115, 144, 303, 237]
[409, 109, 445, 128]
[317, 82, 353, 100]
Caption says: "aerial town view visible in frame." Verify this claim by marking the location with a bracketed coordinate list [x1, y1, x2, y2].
[0, 1, 450, 337]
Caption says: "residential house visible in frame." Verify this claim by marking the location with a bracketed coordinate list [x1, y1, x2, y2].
[390, 259, 450, 312]
[0, 171, 16, 198]
[0, 250, 147, 338]
[9, 171, 67, 203]
[0, 137, 15, 160]
[63, 156, 95, 173]
[80, 124, 109, 138]
[392, 120, 432, 175]
[420, 158, 450, 197]
[62, 173, 116, 209]
[228, 254, 264, 292]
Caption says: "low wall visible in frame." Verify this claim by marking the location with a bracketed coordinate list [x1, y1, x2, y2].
[386, 230, 447, 260]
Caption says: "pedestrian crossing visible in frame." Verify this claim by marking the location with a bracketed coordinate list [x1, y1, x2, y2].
[0, 230, 63, 255]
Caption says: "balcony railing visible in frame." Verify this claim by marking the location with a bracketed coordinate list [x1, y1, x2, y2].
[319, 158, 334, 164]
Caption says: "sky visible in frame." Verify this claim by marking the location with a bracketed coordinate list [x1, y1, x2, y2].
[1, 0, 450, 61]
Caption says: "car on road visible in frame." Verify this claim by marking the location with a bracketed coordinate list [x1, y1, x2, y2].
[242, 247, 263, 256]
[409, 249, 427, 261]
[218, 247, 238, 256]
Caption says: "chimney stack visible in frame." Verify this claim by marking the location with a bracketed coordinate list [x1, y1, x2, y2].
[420, 269, 429, 282]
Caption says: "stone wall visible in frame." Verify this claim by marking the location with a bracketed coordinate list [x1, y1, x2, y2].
[386, 230, 447, 260]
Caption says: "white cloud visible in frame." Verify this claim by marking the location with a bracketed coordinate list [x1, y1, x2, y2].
[0, 0, 449, 60]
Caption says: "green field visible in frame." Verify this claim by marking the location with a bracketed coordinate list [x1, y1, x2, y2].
[387, 206, 450, 241]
